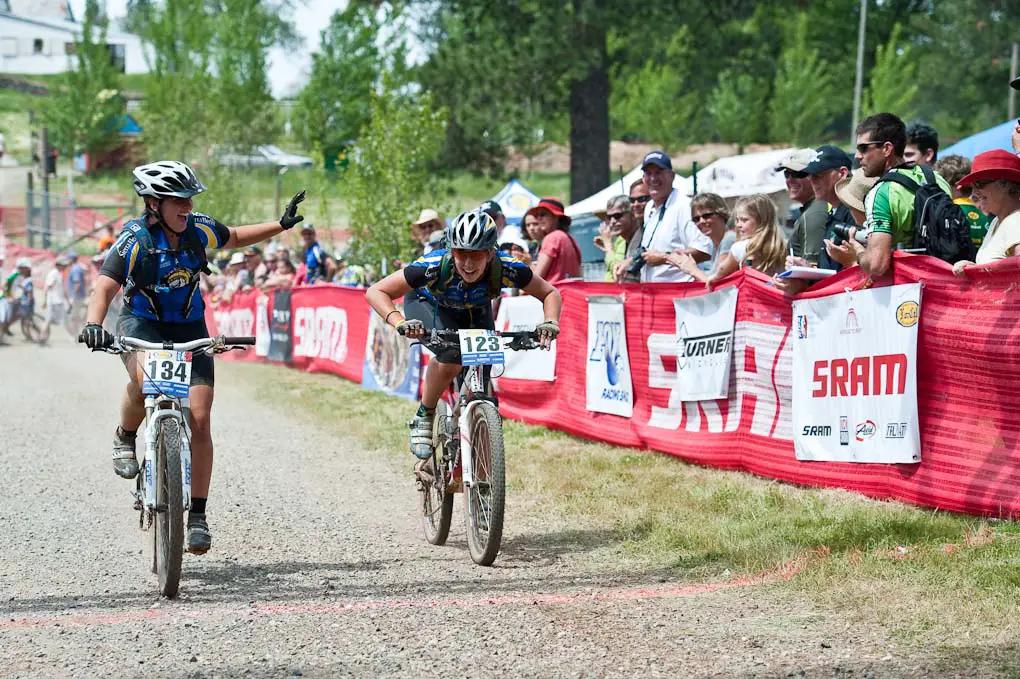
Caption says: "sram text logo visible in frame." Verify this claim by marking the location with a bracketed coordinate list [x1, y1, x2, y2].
[293, 306, 348, 364]
[802, 425, 831, 436]
[811, 354, 907, 397]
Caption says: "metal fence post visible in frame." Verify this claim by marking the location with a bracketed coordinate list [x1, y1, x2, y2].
[26, 172, 34, 248]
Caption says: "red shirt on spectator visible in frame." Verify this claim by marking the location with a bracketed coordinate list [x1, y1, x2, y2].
[539, 229, 581, 284]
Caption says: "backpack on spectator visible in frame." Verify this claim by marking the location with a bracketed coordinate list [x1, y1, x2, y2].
[876, 165, 975, 263]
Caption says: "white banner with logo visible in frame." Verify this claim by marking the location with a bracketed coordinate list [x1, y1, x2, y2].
[792, 283, 921, 464]
[585, 296, 633, 417]
[493, 295, 555, 381]
[255, 295, 271, 357]
[672, 287, 738, 401]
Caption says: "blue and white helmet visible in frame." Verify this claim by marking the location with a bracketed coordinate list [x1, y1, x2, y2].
[446, 209, 498, 251]
[132, 161, 206, 199]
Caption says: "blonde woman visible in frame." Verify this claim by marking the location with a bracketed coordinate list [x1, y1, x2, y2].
[670, 193, 786, 284]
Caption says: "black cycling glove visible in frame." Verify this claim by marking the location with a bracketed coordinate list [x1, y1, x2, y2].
[80, 323, 114, 350]
[280, 190, 307, 230]
[396, 319, 425, 337]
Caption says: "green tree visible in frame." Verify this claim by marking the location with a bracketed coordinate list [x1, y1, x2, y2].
[344, 86, 449, 269]
[44, 0, 126, 162]
[862, 23, 919, 120]
[292, 4, 382, 158]
[708, 71, 767, 148]
[209, 0, 296, 153]
[768, 14, 840, 145]
[132, 0, 217, 159]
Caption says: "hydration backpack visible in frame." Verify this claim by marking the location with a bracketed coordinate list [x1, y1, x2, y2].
[877, 165, 974, 263]
[121, 219, 211, 318]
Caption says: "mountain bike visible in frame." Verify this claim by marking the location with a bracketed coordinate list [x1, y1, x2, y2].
[81, 334, 255, 597]
[401, 327, 540, 566]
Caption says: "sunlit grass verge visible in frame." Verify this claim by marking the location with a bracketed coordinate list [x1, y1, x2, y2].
[226, 361, 1020, 643]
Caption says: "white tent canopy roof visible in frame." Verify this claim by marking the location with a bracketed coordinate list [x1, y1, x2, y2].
[691, 148, 794, 198]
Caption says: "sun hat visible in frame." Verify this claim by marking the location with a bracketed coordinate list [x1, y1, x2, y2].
[412, 208, 441, 226]
[956, 149, 1020, 188]
[524, 197, 571, 228]
[834, 168, 879, 213]
[228, 252, 245, 266]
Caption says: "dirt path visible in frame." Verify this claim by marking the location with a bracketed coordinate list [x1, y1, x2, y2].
[0, 337, 990, 678]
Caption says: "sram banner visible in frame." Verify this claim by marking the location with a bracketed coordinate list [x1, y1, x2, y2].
[673, 286, 738, 401]
[585, 296, 633, 417]
[792, 283, 921, 464]
[289, 285, 370, 383]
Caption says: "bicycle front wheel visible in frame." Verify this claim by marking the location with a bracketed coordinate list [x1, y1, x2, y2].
[464, 402, 505, 566]
[421, 400, 454, 545]
[155, 419, 184, 598]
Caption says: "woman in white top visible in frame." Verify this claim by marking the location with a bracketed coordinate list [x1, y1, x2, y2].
[951, 150, 1020, 276]
[683, 192, 736, 275]
[669, 193, 787, 284]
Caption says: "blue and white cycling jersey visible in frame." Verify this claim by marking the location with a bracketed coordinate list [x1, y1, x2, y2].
[100, 213, 230, 324]
[403, 249, 533, 310]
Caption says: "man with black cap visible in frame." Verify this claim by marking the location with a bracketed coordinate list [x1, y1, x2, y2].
[800, 145, 854, 268]
[779, 148, 829, 264]
[628, 150, 711, 283]
[480, 199, 524, 245]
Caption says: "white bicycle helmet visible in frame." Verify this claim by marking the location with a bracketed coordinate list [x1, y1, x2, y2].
[132, 161, 207, 199]
[446, 209, 497, 251]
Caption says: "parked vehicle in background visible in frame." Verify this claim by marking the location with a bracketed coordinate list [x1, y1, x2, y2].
[215, 145, 314, 169]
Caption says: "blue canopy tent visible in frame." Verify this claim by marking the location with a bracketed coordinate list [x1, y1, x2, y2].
[941, 120, 1015, 159]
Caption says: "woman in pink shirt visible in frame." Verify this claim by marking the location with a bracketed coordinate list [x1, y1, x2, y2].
[527, 198, 581, 284]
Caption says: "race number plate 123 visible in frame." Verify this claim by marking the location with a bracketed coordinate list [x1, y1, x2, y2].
[458, 329, 504, 366]
[142, 350, 193, 398]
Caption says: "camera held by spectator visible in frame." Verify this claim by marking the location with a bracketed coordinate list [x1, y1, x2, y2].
[626, 246, 647, 277]
[831, 224, 868, 245]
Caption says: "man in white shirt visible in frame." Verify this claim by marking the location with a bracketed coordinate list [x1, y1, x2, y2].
[636, 150, 713, 283]
[42, 256, 70, 336]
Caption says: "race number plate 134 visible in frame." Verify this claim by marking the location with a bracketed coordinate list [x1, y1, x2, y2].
[458, 329, 504, 366]
[142, 350, 193, 398]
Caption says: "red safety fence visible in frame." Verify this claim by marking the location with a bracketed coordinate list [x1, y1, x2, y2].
[205, 254, 1020, 518]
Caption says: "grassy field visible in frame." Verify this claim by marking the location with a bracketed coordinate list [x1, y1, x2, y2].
[228, 359, 1020, 655]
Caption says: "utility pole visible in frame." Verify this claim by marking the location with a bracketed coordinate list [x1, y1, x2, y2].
[40, 127, 51, 249]
[1010, 43, 1019, 122]
[851, 0, 868, 142]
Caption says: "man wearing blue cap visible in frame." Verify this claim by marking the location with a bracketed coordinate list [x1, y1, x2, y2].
[796, 145, 853, 267]
[624, 150, 712, 283]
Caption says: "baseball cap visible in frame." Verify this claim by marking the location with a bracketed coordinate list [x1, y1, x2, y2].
[641, 150, 672, 171]
[244, 245, 261, 257]
[300, 223, 315, 234]
[15, 257, 31, 268]
[777, 148, 818, 172]
[228, 252, 245, 266]
[479, 200, 503, 218]
[802, 145, 854, 174]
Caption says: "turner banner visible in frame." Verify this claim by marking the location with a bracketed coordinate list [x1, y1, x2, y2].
[672, 286, 738, 401]
[585, 296, 633, 417]
[791, 283, 921, 464]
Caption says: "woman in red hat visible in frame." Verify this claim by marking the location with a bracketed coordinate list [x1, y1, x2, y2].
[952, 150, 1020, 275]
[526, 198, 581, 284]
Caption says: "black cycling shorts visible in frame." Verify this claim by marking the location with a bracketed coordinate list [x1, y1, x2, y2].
[116, 310, 215, 387]
[402, 293, 494, 364]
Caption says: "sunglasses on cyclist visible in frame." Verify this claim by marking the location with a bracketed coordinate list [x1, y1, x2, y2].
[605, 211, 628, 221]
[856, 140, 887, 154]
[784, 169, 808, 180]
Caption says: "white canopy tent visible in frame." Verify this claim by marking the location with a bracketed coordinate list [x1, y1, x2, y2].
[566, 166, 690, 217]
[690, 148, 794, 198]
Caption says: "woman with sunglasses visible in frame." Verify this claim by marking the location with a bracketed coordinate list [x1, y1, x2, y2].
[950, 150, 1020, 276]
[686, 193, 735, 275]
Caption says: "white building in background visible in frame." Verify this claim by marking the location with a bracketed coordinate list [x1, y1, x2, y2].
[0, 0, 148, 75]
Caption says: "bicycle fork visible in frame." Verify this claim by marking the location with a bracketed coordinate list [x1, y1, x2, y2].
[140, 396, 193, 512]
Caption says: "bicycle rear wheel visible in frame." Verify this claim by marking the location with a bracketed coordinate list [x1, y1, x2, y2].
[421, 400, 454, 545]
[155, 419, 184, 598]
[464, 402, 505, 566]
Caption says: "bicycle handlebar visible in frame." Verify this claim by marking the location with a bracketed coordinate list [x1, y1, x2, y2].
[80, 335, 256, 355]
[396, 327, 542, 352]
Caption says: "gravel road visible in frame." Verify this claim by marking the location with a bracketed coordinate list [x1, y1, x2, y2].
[0, 338, 998, 678]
